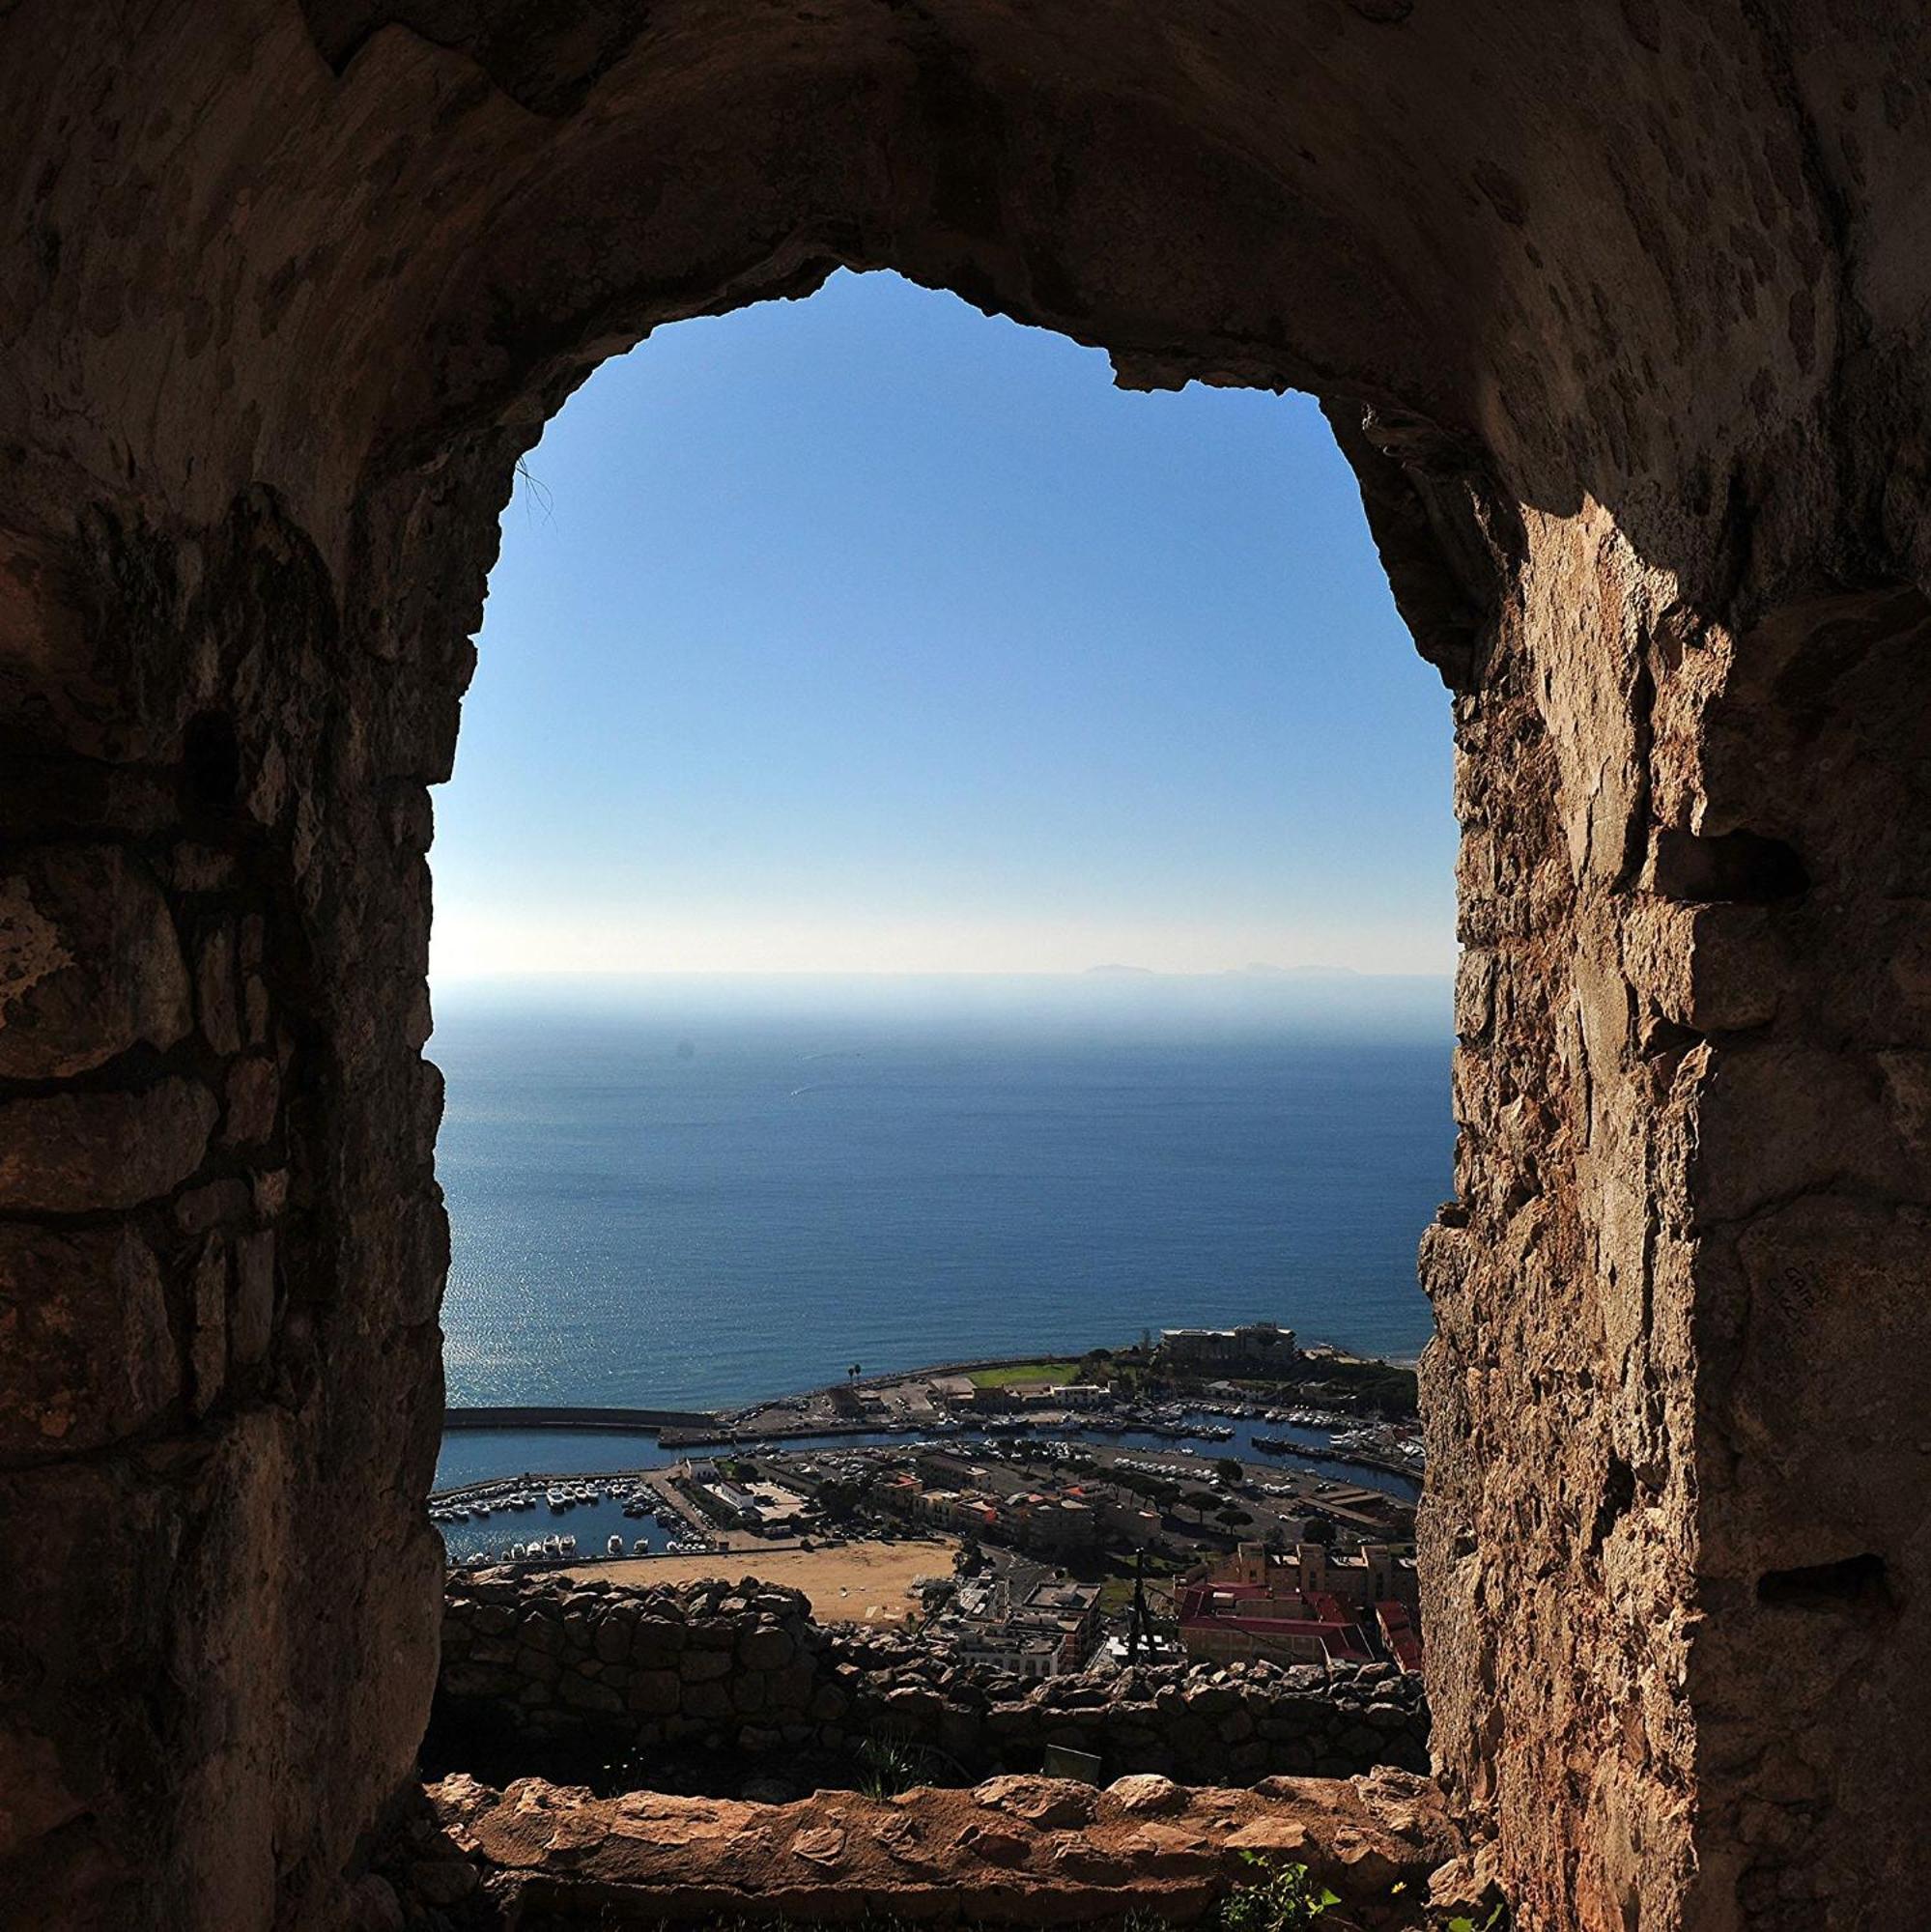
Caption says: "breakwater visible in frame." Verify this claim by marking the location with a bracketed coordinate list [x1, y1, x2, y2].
[443, 1405, 714, 1433]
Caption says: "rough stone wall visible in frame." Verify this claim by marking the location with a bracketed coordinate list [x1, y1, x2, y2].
[0, 498, 449, 1930]
[3, 3, 1931, 1928]
[1417, 535, 1931, 1931]
[436, 1574, 1429, 1787]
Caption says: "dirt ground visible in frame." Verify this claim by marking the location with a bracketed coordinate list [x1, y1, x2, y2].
[563, 1537, 957, 1625]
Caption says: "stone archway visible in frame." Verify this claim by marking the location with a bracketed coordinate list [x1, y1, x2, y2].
[4, 5, 1930, 1927]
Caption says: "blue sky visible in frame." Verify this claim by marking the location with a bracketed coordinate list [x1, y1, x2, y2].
[432, 270, 1456, 980]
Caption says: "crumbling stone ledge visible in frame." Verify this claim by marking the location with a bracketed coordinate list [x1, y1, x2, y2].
[371, 1768, 1468, 1929]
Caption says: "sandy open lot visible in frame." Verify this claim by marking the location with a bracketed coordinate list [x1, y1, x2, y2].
[563, 1537, 957, 1625]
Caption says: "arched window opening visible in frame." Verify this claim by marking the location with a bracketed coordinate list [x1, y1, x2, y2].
[422, 270, 1455, 1797]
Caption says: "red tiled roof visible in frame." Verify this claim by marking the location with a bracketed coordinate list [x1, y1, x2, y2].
[1178, 1582, 1375, 1664]
[1376, 1600, 1424, 1673]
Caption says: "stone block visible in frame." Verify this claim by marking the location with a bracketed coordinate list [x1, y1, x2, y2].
[973, 1776, 1095, 1830]
[630, 1622, 688, 1666]
[517, 1612, 563, 1655]
[737, 1624, 795, 1671]
[626, 1669, 681, 1717]
[768, 1661, 815, 1712]
[558, 1675, 624, 1715]
[220, 1054, 278, 1147]
[0, 1080, 217, 1211]
[194, 923, 241, 1056]
[683, 1681, 732, 1721]
[984, 1702, 1034, 1738]
[0, 1223, 175, 1456]
[188, 1238, 226, 1414]
[243, 973, 270, 1046]
[168, 844, 236, 894]
[231, 1230, 274, 1367]
[174, 1177, 250, 1234]
[1112, 1770, 1181, 1816]
[884, 1684, 945, 1720]
[0, 845, 190, 1078]
[407, 1859, 478, 1907]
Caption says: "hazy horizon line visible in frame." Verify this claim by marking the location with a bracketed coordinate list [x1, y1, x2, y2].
[431, 964, 1455, 984]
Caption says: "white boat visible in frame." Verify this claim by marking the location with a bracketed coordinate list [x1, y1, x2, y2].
[632, 1538, 649, 1555]
[607, 1534, 624, 1556]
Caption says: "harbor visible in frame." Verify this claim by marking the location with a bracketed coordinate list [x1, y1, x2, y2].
[433, 1404, 1422, 1568]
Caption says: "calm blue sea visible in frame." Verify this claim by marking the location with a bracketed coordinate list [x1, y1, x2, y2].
[432, 978, 1454, 1419]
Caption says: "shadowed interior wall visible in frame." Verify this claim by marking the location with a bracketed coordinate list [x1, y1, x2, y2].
[1, 4, 1928, 1927]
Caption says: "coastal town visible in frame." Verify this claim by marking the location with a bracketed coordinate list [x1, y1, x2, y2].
[431, 1322, 1427, 1686]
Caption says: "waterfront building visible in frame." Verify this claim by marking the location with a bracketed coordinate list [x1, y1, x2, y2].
[696, 1476, 811, 1534]
[1044, 1383, 1108, 1408]
[1156, 1321, 1298, 1375]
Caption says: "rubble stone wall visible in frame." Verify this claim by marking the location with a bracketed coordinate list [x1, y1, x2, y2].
[437, 1574, 1430, 1786]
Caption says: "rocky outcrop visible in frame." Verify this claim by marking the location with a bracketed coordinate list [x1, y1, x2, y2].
[374, 1766, 1463, 1929]
[435, 1574, 1429, 1791]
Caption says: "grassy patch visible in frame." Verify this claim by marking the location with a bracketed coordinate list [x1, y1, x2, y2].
[966, 1359, 1082, 1388]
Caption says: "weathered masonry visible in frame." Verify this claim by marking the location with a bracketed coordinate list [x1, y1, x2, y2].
[432, 1573, 1432, 1786]
[2, 5, 1929, 1929]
